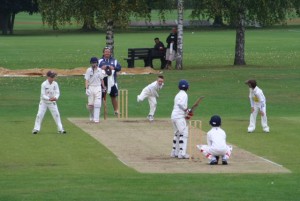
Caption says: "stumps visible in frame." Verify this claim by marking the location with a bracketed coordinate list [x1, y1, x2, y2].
[118, 89, 128, 119]
[189, 120, 203, 161]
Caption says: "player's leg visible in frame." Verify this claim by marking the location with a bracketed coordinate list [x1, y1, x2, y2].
[248, 106, 258, 132]
[137, 88, 148, 102]
[176, 118, 189, 159]
[221, 145, 233, 165]
[33, 101, 47, 133]
[260, 106, 270, 132]
[48, 102, 65, 133]
[87, 94, 94, 121]
[109, 85, 119, 115]
[93, 87, 102, 123]
[147, 96, 156, 121]
[197, 145, 212, 159]
[170, 119, 180, 157]
[165, 49, 171, 69]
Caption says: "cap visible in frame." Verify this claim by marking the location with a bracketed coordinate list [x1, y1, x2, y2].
[46, 70, 57, 78]
[90, 57, 98, 63]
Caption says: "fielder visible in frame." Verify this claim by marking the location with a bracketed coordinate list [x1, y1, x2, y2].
[170, 80, 193, 159]
[85, 57, 107, 123]
[245, 80, 270, 133]
[32, 71, 66, 134]
[197, 115, 232, 165]
[137, 75, 164, 121]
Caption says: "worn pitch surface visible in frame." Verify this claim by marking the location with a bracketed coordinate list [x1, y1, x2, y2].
[69, 118, 290, 174]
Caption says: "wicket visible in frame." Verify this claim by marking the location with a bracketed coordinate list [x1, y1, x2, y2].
[188, 120, 203, 161]
[118, 89, 128, 119]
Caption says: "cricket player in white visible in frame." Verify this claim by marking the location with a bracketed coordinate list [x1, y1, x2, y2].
[170, 80, 191, 159]
[32, 71, 66, 134]
[85, 57, 106, 123]
[137, 75, 164, 121]
[197, 115, 232, 165]
[245, 80, 270, 133]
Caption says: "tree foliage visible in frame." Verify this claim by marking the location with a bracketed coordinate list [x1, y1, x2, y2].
[189, 0, 300, 65]
[0, 0, 38, 35]
[37, 0, 174, 53]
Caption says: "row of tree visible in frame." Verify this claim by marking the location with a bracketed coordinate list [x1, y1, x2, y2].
[1, 0, 299, 68]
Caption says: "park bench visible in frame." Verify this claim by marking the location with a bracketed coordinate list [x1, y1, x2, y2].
[124, 48, 165, 68]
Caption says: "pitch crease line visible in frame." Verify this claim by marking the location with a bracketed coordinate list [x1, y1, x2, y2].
[258, 156, 283, 167]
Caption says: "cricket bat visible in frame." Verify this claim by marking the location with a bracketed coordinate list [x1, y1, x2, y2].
[103, 93, 107, 120]
[190, 96, 205, 112]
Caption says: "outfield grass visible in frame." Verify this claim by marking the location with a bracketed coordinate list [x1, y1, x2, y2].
[1, 28, 299, 70]
[0, 15, 300, 201]
[1, 12, 299, 70]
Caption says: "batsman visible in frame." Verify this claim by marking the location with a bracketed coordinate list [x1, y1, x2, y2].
[85, 57, 107, 123]
[170, 79, 204, 159]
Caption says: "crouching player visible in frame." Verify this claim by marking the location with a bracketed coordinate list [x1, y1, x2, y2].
[85, 57, 106, 123]
[197, 115, 232, 165]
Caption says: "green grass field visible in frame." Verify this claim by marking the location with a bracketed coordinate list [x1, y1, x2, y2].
[0, 13, 300, 201]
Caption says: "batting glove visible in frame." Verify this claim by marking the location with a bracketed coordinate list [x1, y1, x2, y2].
[86, 89, 91, 96]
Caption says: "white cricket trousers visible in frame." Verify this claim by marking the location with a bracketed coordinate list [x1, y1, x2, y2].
[137, 92, 157, 116]
[171, 118, 189, 156]
[248, 105, 269, 132]
[199, 145, 232, 160]
[33, 101, 64, 131]
[87, 86, 102, 122]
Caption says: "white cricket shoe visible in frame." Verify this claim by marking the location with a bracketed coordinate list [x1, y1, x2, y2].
[147, 115, 154, 121]
[170, 150, 178, 158]
[178, 154, 190, 159]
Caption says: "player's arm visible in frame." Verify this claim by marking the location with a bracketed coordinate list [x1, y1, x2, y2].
[113, 60, 121, 72]
[101, 79, 106, 91]
[41, 83, 49, 101]
[85, 79, 89, 89]
[50, 83, 60, 101]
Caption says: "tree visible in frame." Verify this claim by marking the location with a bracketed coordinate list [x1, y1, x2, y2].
[94, 0, 173, 54]
[190, 0, 300, 66]
[37, 0, 99, 31]
[37, 0, 172, 55]
[176, 0, 184, 70]
[0, 0, 38, 35]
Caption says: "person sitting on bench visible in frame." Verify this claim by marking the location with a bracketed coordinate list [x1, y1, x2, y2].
[151, 37, 166, 69]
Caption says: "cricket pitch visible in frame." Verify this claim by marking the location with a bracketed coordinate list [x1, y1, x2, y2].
[69, 118, 290, 174]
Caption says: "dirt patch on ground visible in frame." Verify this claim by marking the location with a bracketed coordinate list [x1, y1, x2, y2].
[0, 67, 162, 77]
[69, 118, 290, 174]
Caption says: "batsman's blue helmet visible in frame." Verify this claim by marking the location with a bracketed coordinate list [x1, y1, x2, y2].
[178, 79, 189, 90]
[209, 115, 221, 127]
[90, 57, 98, 63]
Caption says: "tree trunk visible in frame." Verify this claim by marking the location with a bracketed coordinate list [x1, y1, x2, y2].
[81, 16, 96, 31]
[176, 0, 184, 70]
[0, 13, 9, 35]
[234, 12, 246, 65]
[105, 19, 114, 56]
[213, 15, 224, 27]
[8, 13, 15, 35]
